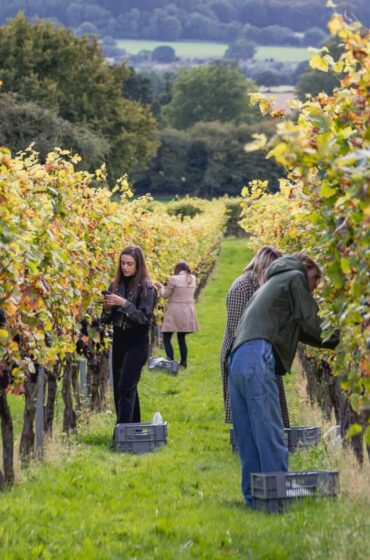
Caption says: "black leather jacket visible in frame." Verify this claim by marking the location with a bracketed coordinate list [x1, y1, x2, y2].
[101, 280, 157, 331]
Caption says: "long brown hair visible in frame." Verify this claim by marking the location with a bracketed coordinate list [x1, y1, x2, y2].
[112, 246, 151, 297]
[174, 262, 192, 284]
[244, 245, 282, 285]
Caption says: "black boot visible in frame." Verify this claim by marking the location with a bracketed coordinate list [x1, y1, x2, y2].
[180, 360, 187, 368]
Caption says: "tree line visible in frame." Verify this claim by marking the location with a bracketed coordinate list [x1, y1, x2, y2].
[1, 14, 287, 197]
[0, 14, 344, 198]
[0, 14, 159, 182]
[1, 1, 369, 42]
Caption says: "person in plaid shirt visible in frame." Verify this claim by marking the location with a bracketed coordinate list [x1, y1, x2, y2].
[220, 246, 290, 428]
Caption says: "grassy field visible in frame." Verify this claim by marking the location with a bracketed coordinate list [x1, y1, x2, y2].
[255, 45, 309, 62]
[116, 39, 309, 63]
[0, 238, 369, 559]
[117, 39, 228, 58]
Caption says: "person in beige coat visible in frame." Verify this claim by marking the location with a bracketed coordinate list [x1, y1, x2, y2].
[156, 262, 199, 368]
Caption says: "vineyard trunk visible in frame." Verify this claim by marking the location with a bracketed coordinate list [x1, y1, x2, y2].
[45, 364, 58, 435]
[98, 348, 110, 410]
[0, 388, 14, 486]
[20, 377, 38, 464]
[298, 347, 364, 463]
[62, 356, 77, 434]
[71, 361, 82, 412]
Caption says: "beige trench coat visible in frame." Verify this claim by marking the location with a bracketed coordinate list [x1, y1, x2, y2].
[160, 271, 199, 333]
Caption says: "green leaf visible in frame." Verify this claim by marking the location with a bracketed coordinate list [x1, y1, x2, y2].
[327, 261, 345, 289]
[340, 257, 351, 274]
[364, 426, 370, 447]
[320, 183, 336, 198]
[345, 423, 362, 439]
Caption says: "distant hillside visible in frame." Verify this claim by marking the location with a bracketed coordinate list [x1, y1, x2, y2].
[1, 1, 369, 42]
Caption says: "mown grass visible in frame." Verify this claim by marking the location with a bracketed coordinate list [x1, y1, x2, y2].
[0, 238, 369, 559]
[255, 45, 309, 62]
[116, 39, 309, 63]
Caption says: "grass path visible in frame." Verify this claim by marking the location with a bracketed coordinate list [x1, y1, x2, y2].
[0, 238, 369, 559]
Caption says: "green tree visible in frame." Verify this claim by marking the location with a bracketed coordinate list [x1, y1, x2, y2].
[134, 120, 283, 197]
[134, 128, 190, 195]
[224, 39, 256, 60]
[210, 1, 238, 23]
[0, 93, 109, 170]
[122, 68, 156, 109]
[162, 62, 260, 130]
[302, 26, 328, 47]
[257, 24, 299, 45]
[187, 120, 282, 196]
[295, 70, 340, 100]
[152, 46, 176, 63]
[0, 13, 159, 180]
[255, 70, 281, 87]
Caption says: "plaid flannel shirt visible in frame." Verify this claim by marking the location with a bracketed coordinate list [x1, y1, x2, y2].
[220, 271, 290, 427]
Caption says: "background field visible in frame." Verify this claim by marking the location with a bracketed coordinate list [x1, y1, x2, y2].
[116, 39, 310, 62]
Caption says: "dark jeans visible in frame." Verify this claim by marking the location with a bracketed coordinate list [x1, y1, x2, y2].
[163, 332, 187, 364]
[112, 327, 149, 424]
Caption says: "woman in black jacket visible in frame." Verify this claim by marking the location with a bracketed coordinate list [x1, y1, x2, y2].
[103, 246, 157, 424]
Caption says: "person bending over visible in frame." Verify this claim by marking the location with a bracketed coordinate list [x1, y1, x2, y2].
[228, 252, 339, 506]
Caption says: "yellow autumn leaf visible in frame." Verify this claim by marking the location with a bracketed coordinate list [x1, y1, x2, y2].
[328, 15, 344, 36]
[309, 53, 329, 72]
[267, 142, 290, 166]
[3, 300, 18, 317]
[332, 60, 344, 73]
[44, 319, 53, 331]
[244, 133, 267, 153]
[0, 328, 9, 343]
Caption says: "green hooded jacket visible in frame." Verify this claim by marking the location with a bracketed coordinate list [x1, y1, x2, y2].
[231, 256, 339, 374]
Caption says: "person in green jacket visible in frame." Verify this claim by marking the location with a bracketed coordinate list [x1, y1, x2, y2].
[228, 252, 339, 507]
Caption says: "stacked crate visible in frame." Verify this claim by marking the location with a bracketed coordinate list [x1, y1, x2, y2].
[283, 426, 321, 451]
[230, 426, 321, 453]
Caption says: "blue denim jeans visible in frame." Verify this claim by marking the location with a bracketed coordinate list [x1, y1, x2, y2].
[228, 339, 288, 506]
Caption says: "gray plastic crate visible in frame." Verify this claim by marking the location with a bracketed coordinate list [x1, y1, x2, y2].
[251, 470, 339, 513]
[230, 427, 321, 454]
[148, 357, 179, 375]
[284, 426, 321, 451]
[115, 422, 167, 454]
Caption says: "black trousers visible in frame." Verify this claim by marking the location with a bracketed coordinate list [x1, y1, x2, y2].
[163, 332, 187, 364]
[112, 327, 149, 424]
